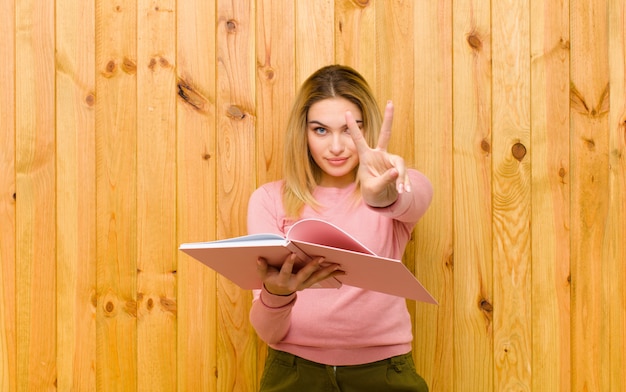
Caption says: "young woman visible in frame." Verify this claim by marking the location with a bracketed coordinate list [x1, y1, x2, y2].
[247, 65, 433, 392]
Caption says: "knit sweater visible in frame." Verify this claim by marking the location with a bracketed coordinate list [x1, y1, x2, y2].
[247, 169, 433, 366]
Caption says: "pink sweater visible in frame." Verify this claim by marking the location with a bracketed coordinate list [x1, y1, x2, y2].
[247, 169, 433, 366]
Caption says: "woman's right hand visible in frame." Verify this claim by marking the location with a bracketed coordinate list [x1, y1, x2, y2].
[257, 253, 343, 296]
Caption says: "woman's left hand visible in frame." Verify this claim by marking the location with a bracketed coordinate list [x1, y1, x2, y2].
[346, 100, 411, 207]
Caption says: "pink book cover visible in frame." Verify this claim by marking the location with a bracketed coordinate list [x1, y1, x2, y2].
[179, 218, 437, 304]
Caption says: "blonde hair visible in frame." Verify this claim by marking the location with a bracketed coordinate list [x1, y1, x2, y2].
[283, 65, 383, 218]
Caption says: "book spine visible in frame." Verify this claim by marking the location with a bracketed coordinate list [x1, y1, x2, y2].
[285, 241, 312, 263]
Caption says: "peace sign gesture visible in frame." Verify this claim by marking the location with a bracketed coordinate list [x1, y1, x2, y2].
[346, 101, 411, 208]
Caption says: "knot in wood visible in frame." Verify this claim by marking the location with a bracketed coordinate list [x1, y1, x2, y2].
[227, 105, 246, 120]
[481, 139, 491, 154]
[122, 57, 137, 74]
[125, 300, 138, 317]
[160, 297, 177, 314]
[445, 252, 454, 269]
[148, 58, 157, 71]
[479, 299, 493, 313]
[584, 138, 595, 150]
[177, 78, 209, 113]
[85, 93, 95, 107]
[103, 60, 116, 77]
[226, 19, 238, 33]
[159, 56, 170, 68]
[467, 34, 482, 51]
[512, 142, 526, 161]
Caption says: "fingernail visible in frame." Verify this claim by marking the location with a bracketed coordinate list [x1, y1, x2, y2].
[397, 183, 404, 194]
[405, 183, 412, 192]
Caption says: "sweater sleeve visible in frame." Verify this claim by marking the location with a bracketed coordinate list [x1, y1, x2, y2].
[249, 286, 296, 344]
[246, 182, 296, 344]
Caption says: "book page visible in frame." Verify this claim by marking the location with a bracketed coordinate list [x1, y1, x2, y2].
[286, 218, 375, 255]
[180, 233, 285, 248]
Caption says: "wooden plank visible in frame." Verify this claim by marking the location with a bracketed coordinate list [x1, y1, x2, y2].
[55, 0, 97, 390]
[452, 0, 493, 390]
[295, 0, 334, 84]
[176, 0, 218, 390]
[335, 0, 377, 83]
[606, 0, 626, 390]
[216, 0, 258, 390]
[95, 0, 138, 390]
[256, 0, 295, 185]
[136, 1, 178, 391]
[529, 0, 571, 390]
[411, 1, 454, 390]
[376, 0, 415, 154]
[0, 0, 16, 390]
[491, 0, 532, 389]
[569, 0, 610, 390]
[15, 0, 57, 389]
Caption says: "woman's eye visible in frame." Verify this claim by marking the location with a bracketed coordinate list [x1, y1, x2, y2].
[314, 127, 327, 135]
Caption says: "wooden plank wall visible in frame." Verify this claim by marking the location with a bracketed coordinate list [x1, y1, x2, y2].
[1, 0, 624, 391]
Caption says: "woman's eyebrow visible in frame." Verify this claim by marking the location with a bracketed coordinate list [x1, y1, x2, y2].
[307, 119, 363, 127]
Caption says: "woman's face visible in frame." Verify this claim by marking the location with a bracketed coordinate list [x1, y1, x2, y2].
[306, 97, 363, 188]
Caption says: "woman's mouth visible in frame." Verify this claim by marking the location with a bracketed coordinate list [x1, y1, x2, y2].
[326, 157, 349, 166]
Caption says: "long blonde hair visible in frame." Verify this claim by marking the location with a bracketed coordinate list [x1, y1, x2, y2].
[283, 65, 383, 218]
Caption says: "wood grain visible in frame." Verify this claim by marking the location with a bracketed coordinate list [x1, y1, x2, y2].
[606, 0, 626, 390]
[335, 0, 377, 83]
[530, 0, 571, 390]
[56, 0, 97, 390]
[256, 0, 295, 186]
[95, 0, 138, 390]
[376, 0, 415, 156]
[15, 0, 57, 389]
[570, 0, 610, 390]
[412, 1, 454, 390]
[295, 0, 334, 84]
[136, 1, 178, 391]
[452, 1, 494, 391]
[216, 0, 258, 390]
[0, 0, 16, 390]
[491, 1, 532, 390]
[176, 0, 218, 390]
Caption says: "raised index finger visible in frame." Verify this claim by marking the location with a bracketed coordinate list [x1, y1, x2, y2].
[376, 101, 394, 150]
[345, 110, 371, 155]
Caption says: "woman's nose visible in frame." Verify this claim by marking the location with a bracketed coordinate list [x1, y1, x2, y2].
[329, 134, 345, 154]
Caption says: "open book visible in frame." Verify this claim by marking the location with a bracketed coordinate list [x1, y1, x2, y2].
[179, 218, 437, 304]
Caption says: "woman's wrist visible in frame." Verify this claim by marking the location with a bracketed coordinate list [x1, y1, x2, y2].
[263, 283, 295, 297]
[363, 184, 398, 208]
